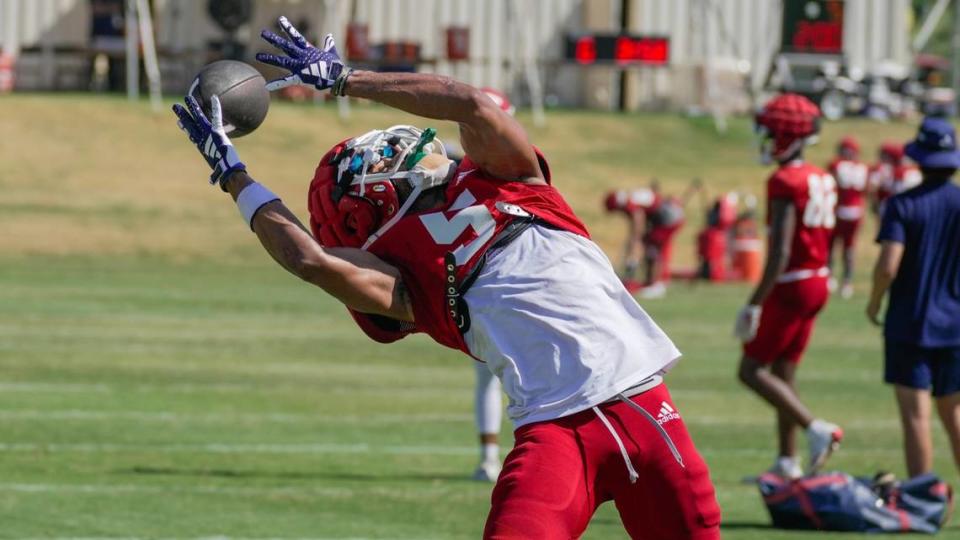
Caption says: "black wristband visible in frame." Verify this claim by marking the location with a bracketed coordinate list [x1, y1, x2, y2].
[332, 67, 353, 97]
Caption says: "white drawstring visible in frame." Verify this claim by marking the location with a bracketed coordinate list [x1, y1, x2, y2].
[617, 393, 685, 469]
[592, 406, 640, 484]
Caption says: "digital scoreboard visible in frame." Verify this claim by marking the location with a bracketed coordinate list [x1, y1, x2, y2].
[781, 0, 844, 54]
[565, 34, 670, 66]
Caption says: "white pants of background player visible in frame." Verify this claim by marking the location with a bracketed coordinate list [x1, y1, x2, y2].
[475, 361, 502, 470]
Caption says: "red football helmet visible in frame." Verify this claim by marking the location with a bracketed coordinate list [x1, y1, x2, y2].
[481, 87, 515, 116]
[880, 141, 905, 164]
[838, 135, 860, 158]
[754, 93, 821, 164]
[308, 125, 453, 249]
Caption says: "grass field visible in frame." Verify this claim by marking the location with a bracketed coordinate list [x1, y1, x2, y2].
[0, 94, 955, 539]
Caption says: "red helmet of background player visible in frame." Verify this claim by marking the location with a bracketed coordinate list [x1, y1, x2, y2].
[837, 136, 860, 158]
[880, 141, 905, 164]
[754, 93, 821, 164]
[480, 87, 515, 116]
[307, 125, 455, 249]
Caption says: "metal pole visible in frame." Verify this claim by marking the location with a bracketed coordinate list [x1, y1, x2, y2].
[125, 0, 140, 101]
[135, 0, 162, 111]
[2, 0, 21, 57]
[618, 0, 630, 112]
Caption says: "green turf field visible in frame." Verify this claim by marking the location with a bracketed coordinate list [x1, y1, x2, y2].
[0, 94, 954, 539]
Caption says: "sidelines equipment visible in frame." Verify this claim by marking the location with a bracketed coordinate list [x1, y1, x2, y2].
[172, 95, 246, 188]
[754, 93, 821, 164]
[257, 17, 348, 93]
[188, 60, 270, 138]
[759, 471, 953, 533]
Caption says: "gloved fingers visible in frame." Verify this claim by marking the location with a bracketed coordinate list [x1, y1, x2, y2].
[255, 52, 301, 71]
[184, 95, 211, 130]
[265, 75, 301, 92]
[260, 29, 301, 56]
[321, 33, 338, 54]
[172, 104, 202, 143]
[278, 16, 311, 49]
[209, 95, 224, 132]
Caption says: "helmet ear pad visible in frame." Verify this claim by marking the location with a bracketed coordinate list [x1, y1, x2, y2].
[337, 194, 381, 241]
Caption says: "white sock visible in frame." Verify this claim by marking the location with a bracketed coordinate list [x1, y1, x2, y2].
[482, 442, 499, 463]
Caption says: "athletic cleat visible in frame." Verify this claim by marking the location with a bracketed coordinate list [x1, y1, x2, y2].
[768, 456, 804, 480]
[472, 459, 502, 482]
[840, 283, 854, 299]
[807, 419, 843, 473]
[639, 281, 667, 299]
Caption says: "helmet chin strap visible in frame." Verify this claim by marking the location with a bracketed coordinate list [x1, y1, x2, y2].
[361, 182, 423, 251]
[360, 158, 457, 251]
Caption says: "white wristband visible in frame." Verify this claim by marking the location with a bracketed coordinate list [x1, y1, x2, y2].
[236, 182, 280, 230]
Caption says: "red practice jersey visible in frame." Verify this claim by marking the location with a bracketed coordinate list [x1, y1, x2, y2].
[609, 188, 660, 214]
[827, 157, 869, 220]
[767, 161, 837, 272]
[346, 154, 589, 354]
[871, 163, 922, 205]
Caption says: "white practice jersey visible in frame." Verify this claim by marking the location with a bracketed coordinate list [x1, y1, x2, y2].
[463, 225, 681, 427]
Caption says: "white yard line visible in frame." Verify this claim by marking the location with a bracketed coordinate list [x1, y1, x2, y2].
[0, 408, 902, 429]
[0, 441, 904, 457]
[0, 409, 472, 424]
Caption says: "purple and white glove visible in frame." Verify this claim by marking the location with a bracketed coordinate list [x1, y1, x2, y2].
[256, 16, 350, 93]
[172, 94, 246, 189]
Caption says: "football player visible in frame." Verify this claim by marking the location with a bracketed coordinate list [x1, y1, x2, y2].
[172, 19, 720, 539]
[604, 186, 660, 294]
[870, 142, 922, 217]
[827, 136, 870, 299]
[604, 181, 692, 297]
[735, 94, 844, 480]
[446, 87, 516, 483]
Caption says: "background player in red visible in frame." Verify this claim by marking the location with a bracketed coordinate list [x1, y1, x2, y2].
[173, 18, 720, 539]
[734, 94, 844, 479]
[827, 136, 870, 299]
[870, 142, 922, 217]
[604, 180, 695, 297]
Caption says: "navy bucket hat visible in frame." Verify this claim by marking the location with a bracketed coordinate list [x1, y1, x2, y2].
[905, 117, 960, 168]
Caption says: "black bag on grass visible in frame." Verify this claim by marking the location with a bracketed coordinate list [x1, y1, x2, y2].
[758, 471, 953, 533]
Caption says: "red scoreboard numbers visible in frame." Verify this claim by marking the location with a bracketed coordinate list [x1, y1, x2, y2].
[567, 34, 670, 66]
[781, 0, 844, 55]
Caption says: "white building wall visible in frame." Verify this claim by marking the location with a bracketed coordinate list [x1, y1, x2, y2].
[0, 0, 918, 107]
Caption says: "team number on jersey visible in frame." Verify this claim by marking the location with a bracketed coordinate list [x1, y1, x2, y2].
[835, 161, 868, 190]
[420, 190, 496, 265]
[802, 174, 837, 228]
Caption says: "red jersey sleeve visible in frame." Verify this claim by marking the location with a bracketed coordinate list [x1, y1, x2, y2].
[767, 170, 800, 200]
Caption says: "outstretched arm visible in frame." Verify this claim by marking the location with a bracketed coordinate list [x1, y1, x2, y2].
[343, 72, 542, 183]
[255, 17, 542, 183]
[224, 173, 413, 321]
[172, 94, 413, 322]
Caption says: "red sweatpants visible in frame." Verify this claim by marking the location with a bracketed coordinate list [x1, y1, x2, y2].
[484, 383, 721, 539]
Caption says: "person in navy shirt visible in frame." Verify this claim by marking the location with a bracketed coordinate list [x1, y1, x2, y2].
[867, 116, 960, 479]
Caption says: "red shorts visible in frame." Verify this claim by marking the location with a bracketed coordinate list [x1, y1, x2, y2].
[484, 383, 721, 540]
[832, 218, 861, 249]
[743, 276, 829, 364]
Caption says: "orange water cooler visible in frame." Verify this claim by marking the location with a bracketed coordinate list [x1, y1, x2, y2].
[731, 216, 762, 283]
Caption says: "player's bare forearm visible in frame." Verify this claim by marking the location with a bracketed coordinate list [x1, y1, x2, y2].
[343, 71, 543, 182]
[866, 241, 904, 322]
[747, 199, 794, 306]
[344, 71, 480, 123]
[222, 173, 414, 321]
